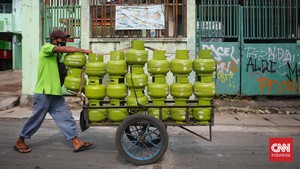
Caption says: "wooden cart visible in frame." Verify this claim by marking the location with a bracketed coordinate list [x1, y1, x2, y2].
[80, 99, 214, 165]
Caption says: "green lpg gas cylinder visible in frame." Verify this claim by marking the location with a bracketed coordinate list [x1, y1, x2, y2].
[108, 100, 128, 122]
[85, 54, 106, 77]
[125, 73, 148, 88]
[193, 82, 215, 98]
[67, 68, 82, 77]
[88, 109, 106, 123]
[108, 109, 128, 122]
[198, 98, 213, 106]
[192, 108, 212, 122]
[193, 58, 216, 74]
[64, 68, 86, 91]
[193, 49, 216, 74]
[106, 83, 128, 99]
[85, 78, 106, 99]
[198, 49, 213, 59]
[85, 84, 105, 99]
[126, 41, 148, 65]
[147, 83, 169, 98]
[64, 52, 86, 68]
[170, 108, 187, 122]
[126, 95, 148, 106]
[170, 82, 193, 98]
[148, 108, 169, 121]
[88, 100, 106, 123]
[107, 51, 128, 76]
[170, 99, 189, 122]
[152, 75, 168, 84]
[64, 76, 82, 91]
[147, 50, 169, 75]
[148, 99, 169, 121]
[128, 89, 145, 97]
[126, 95, 148, 113]
[88, 53, 103, 62]
[108, 106, 128, 122]
[170, 50, 192, 75]
[132, 40, 145, 50]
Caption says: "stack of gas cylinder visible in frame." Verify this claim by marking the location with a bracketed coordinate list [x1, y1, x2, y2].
[84, 54, 106, 123]
[192, 49, 216, 124]
[125, 40, 148, 114]
[170, 50, 193, 123]
[106, 51, 128, 122]
[147, 50, 169, 121]
[63, 41, 216, 124]
[64, 52, 86, 92]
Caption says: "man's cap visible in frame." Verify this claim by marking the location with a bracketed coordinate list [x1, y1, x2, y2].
[50, 30, 70, 39]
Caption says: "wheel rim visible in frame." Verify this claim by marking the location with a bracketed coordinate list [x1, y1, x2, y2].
[121, 119, 163, 161]
[124, 125, 161, 147]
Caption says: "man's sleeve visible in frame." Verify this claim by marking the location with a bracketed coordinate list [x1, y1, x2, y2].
[41, 44, 56, 56]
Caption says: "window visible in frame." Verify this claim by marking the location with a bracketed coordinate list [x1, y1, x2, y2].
[45, 0, 78, 6]
[90, 0, 187, 38]
[0, 3, 12, 14]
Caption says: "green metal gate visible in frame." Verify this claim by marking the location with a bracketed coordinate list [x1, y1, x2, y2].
[197, 0, 241, 95]
[241, 0, 299, 95]
[242, 43, 300, 95]
[43, 0, 81, 42]
[243, 0, 299, 40]
[196, 0, 300, 96]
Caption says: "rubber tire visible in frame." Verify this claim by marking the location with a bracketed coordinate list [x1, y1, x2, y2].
[115, 114, 168, 165]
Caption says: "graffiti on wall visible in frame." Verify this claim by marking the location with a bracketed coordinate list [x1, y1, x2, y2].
[201, 43, 240, 94]
[243, 44, 300, 95]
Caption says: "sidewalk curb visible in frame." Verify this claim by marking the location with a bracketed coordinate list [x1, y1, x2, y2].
[0, 97, 20, 111]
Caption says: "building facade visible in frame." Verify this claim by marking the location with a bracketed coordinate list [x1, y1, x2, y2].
[12, 0, 300, 96]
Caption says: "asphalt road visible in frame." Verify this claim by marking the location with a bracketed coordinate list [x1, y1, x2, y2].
[0, 118, 299, 169]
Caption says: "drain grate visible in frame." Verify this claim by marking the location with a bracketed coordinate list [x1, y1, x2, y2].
[263, 117, 278, 125]
[292, 118, 300, 122]
[234, 117, 239, 120]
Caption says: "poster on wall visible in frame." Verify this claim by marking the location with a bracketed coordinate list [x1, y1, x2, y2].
[115, 5, 165, 30]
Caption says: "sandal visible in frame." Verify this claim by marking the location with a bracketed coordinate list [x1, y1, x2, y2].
[73, 142, 93, 153]
[13, 145, 32, 153]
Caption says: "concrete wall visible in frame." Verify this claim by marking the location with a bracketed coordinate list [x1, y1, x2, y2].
[21, 0, 42, 95]
[21, 0, 197, 96]
[12, 0, 22, 33]
[20, 0, 299, 98]
[82, 0, 197, 93]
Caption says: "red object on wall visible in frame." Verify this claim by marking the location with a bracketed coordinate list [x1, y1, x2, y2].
[0, 34, 12, 42]
[66, 38, 74, 42]
[0, 50, 12, 60]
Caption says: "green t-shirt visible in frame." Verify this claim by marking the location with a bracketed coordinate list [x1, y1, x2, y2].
[34, 43, 62, 95]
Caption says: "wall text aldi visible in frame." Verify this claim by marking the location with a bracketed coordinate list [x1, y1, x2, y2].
[269, 138, 293, 162]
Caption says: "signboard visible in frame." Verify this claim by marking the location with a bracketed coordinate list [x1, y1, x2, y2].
[115, 5, 165, 30]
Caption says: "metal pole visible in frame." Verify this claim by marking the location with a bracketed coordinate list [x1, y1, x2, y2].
[179, 126, 212, 141]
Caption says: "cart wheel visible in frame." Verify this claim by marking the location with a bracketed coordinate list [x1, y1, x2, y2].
[115, 114, 168, 165]
[124, 125, 161, 147]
